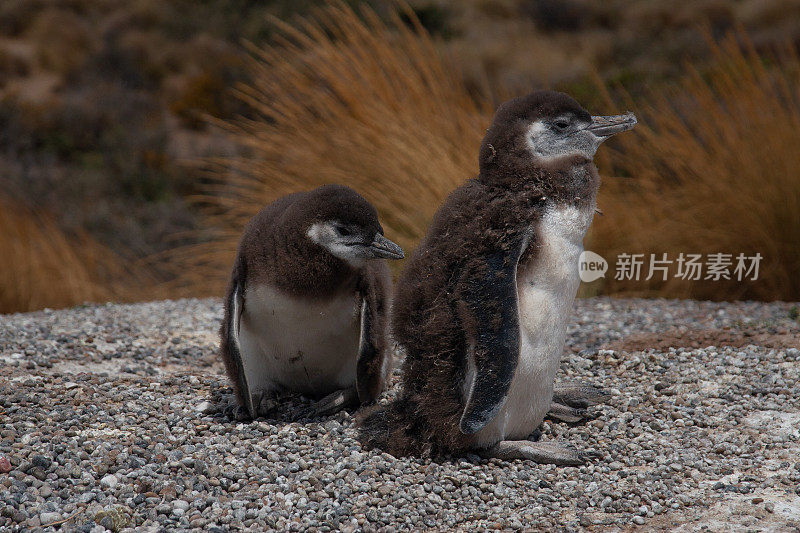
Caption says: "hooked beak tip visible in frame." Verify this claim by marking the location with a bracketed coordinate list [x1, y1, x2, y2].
[369, 234, 404, 260]
[587, 112, 637, 137]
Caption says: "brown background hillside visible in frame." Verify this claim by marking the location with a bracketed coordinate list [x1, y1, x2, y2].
[2, 0, 800, 312]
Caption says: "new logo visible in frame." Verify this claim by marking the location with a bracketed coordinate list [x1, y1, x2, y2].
[579, 251, 608, 282]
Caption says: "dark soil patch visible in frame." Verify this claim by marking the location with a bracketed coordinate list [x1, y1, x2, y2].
[606, 326, 799, 352]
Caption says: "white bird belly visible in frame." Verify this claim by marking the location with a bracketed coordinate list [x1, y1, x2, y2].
[238, 284, 361, 398]
[471, 205, 593, 447]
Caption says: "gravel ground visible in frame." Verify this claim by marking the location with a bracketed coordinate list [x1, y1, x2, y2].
[1, 297, 799, 532]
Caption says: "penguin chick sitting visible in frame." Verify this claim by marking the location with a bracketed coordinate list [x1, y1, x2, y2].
[359, 91, 636, 464]
[219, 184, 404, 419]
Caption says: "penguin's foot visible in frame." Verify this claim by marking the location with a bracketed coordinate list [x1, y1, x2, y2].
[482, 440, 596, 465]
[231, 405, 251, 421]
[546, 402, 588, 423]
[548, 383, 610, 422]
[552, 382, 610, 408]
[255, 393, 283, 418]
[234, 390, 291, 419]
[301, 387, 358, 418]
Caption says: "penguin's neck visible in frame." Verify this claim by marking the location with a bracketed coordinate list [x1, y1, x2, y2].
[272, 238, 359, 300]
[482, 156, 599, 203]
[550, 163, 600, 210]
[482, 161, 600, 216]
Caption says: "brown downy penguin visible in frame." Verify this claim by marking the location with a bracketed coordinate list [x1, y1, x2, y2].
[219, 184, 404, 419]
[359, 91, 636, 464]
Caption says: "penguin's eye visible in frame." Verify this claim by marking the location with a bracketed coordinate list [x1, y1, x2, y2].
[553, 119, 570, 131]
[334, 224, 352, 237]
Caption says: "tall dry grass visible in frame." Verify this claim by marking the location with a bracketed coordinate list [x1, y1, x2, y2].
[5, 4, 799, 313]
[170, 8, 800, 303]
[165, 1, 492, 295]
[590, 31, 800, 301]
[0, 201, 158, 314]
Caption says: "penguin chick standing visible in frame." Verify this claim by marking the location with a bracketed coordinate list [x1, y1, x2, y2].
[359, 91, 636, 464]
[220, 184, 404, 419]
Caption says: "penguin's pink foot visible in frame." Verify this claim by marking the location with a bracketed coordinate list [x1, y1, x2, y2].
[481, 440, 598, 465]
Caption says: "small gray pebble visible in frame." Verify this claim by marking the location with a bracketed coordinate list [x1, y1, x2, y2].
[2, 297, 798, 531]
[173, 500, 189, 511]
[39, 512, 62, 525]
[100, 475, 118, 489]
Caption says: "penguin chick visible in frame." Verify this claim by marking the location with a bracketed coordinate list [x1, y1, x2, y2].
[219, 184, 404, 419]
[359, 91, 636, 464]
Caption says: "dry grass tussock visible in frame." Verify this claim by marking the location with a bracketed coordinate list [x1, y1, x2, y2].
[9, 4, 794, 308]
[165, 1, 493, 296]
[176, 4, 799, 303]
[591, 31, 800, 301]
[0, 201, 158, 314]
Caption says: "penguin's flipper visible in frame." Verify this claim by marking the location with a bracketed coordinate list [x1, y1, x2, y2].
[458, 237, 530, 435]
[221, 272, 257, 418]
[355, 261, 393, 404]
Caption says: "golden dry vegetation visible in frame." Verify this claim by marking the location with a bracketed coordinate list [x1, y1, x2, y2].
[0, 201, 157, 313]
[169, 4, 800, 303]
[591, 33, 800, 301]
[164, 3, 492, 294]
[3, 1, 800, 311]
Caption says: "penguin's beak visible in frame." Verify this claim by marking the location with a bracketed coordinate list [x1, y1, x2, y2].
[586, 112, 637, 138]
[368, 234, 404, 260]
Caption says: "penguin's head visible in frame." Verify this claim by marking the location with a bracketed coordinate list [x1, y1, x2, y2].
[479, 90, 636, 178]
[305, 184, 404, 266]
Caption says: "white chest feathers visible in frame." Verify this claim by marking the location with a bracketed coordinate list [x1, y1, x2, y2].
[471, 205, 594, 447]
[237, 284, 362, 397]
